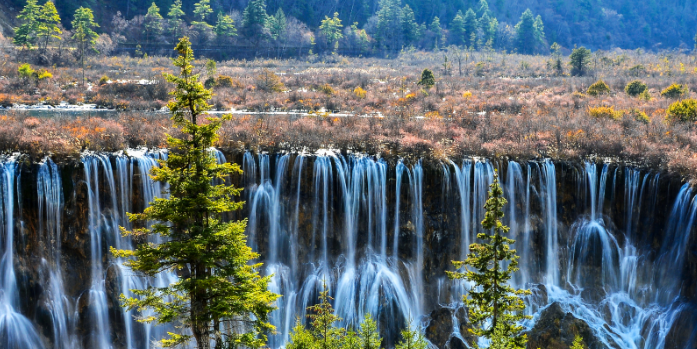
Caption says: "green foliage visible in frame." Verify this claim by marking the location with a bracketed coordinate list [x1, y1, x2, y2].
[214, 12, 237, 39]
[14, 0, 41, 48]
[167, 0, 185, 40]
[37, 1, 62, 51]
[18, 63, 34, 79]
[375, 0, 403, 50]
[667, 99, 697, 123]
[462, 9, 478, 47]
[446, 171, 530, 345]
[242, 0, 269, 41]
[570, 335, 585, 349]
[268, 8, 287, 40]
[417, 68, 435, 89]
[430, 17, 443, 49]
[144, 2, 163, 42]
[319, 12, 343, 52]
[111, 37, 278, 349]
[629, 108, 650, 124]
[357, 314, 381, 349]
[72, 6, 99, 84]
[395, 318, 428, 349]
[205, 59, 217, 76]
[515, 9, 545, 54]
[587, 80, 611, 96]
[625, 80, 648, 97]
[306, 286, 344, 349]
[193, 0, 213, 22]
[489, 322, 524, 349]
[569, 46, 592, 76]
[99, 75, 109, 85]
[661, 83, 689, 99]
[639, 89, 652, 101]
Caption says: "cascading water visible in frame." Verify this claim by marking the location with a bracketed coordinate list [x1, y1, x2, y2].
[0, 158, 45, 349]
[0, 150, 695, 349]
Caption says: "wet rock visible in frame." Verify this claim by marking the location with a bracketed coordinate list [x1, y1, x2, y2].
[665, 304, 697, 349]
[526, 302, 616, 349]
[425, 306, 475, 349]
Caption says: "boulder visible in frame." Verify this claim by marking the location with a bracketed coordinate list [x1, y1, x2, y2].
[526, 302, 615, 349]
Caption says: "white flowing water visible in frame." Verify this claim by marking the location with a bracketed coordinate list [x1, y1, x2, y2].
[0, 152, 695, 349]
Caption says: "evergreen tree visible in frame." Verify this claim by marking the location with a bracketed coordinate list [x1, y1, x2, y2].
[306, 285, 344, 349]
[37, 1, 61, 52]
[462, 8, 478, 48]
[319, 12, 343, 53]
[112, 37, 278, 349]
[430, 16, 443, 49]
[167, 0, 186, 41]
[375, 0, 402, 50]
[515, 9, 544, 54]
[395, 318, 428, 349]
[450, 11, 465, 46]
[447, 171, 530, 346]
[71, 7, 98, 86]
[242, 0, 269, 45]
[193, 0, 214, 32]
[144, 2, 163, 43]
[269, 8, 287, 41]
[214, 12, 237, 41]
[14, 0, 41, 48]
[571, 335, 586, 349]
[357, 314, 381, 349]
[401, 5, 419, 46]
[569, 46, 591, 76]
[417, 68, 435, 89]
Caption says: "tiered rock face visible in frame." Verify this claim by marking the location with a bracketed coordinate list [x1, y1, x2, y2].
[0, 151, 695, 349]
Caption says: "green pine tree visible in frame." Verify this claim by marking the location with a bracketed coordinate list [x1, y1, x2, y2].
[167, 0, 186, 41]
[214, 12, 237, 42]
[144, 2, 163, 43]
[450, 11, 466, 46]
[430, 16, 443, 49]
[447, 170, 531, 347]
[357, 314, 381, 349]
[375, 0, 402, 50]
[462, 9, 478, 48]
[319, 12, 343, 53]
[400, 5, 419, 45]
[192, 0, 214, 33]
[242, 0, 269, 46]
[571, 335, 585, 349]
[395, 317, 428, 349]
[14, 0, 41, 48]
[269, 8, 287, 41]
[71, 7, 99, 86]
[515, 9, 544, 54]
[112, 37, 278, 349]
[569, 46, 592, 76]
[417, 68, 435, 89]
[37, 1, 61, 52]
[307, 284, 345, 349]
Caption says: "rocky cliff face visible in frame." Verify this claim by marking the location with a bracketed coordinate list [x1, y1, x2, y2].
[0, 150, 695, 349]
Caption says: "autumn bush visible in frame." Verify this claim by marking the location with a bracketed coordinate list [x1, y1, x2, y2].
[666, 99, 697, 123]
[661, 84, 689, 99]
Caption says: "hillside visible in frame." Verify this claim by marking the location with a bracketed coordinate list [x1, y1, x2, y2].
[2, 0, 696, 52]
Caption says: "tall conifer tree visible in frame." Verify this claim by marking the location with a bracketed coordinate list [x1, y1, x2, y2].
[447, 170, 530, 347]
[113, 37, 278, 349]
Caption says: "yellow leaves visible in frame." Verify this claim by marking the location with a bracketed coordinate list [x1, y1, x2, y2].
[353, 86, 367, 99]
[462, 91, 473, 99]
[425, 111, 441, 119]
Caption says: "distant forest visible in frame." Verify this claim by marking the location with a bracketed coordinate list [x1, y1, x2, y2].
[6, 0, 697, 55]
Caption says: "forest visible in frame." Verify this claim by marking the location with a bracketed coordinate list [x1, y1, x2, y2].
[2, 0, 697, 60]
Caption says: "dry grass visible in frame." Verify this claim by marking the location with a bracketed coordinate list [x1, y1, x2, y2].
[0, 49, 696, 176]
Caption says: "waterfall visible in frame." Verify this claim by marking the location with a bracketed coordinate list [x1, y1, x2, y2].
[0, 158, 45, 349]
[0, 151, 695, 349]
